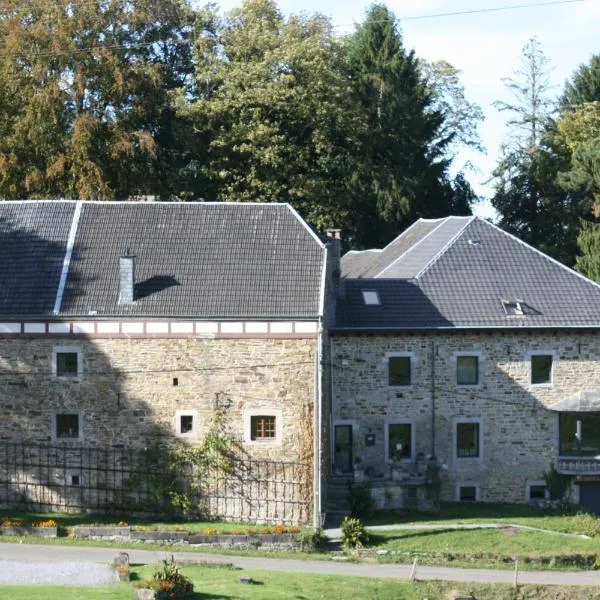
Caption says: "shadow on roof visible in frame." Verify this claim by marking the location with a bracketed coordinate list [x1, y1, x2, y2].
[134, 275, 181, 301]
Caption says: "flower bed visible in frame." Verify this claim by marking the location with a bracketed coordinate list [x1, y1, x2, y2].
[135, 557, 194, 600]
[0, 518, 58, 538]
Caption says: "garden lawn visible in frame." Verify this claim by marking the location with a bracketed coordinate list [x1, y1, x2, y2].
[366, 502, 600, 535]
[0, 564, 599, 600]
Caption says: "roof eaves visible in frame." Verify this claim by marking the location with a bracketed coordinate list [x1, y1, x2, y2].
[413, 216, 476, 280]
[374, 217, 451, 278]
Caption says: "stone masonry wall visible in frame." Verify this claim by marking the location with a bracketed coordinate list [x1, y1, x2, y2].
[0, 336, 316, 463]
[331, 330, 600, 504]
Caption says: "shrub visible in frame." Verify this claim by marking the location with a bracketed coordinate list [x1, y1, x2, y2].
[340, 516, 369, 550]
[571, 511, 600, 537]
[543, 462, 572, 502]
[137, 556, 194, 599]
[296, 528, 326, 552]
[348, 484, 374, 519]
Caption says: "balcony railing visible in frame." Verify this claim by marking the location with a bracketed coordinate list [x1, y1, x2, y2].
[556, 456, 600, 475]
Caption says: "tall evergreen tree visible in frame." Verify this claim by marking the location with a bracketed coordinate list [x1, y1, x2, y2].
[346, 4, 470, 247]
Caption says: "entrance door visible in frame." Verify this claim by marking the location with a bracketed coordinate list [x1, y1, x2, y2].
[579, 483, 600, 515]
[334, 424, 353, 474]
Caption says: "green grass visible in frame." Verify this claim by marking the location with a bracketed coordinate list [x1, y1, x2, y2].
[0, 563, 599, 600]
[365, 502, 600, 534]
[368, 526, 600, 555]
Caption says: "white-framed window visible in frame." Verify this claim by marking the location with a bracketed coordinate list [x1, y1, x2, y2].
[384, 419, 415, 462]
[455, 352, 481, 386]
[244, 409, 282, 445]
[530, 353, 554, 385]
[67, 471, 83, 487]
[175, 410, 198, 438]
[52, 346, 83, 379]
[526, 480, 548, 501]
[454, 418, 482, 460]
[386, 352, 413, 387]
[53, 412, 82, 441]
[457, 483, 479, 502]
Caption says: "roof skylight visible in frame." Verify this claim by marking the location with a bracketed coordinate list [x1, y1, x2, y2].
[362, 290, 380, 305]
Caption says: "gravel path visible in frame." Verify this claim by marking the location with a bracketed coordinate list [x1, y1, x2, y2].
[0, 559, 115, 586]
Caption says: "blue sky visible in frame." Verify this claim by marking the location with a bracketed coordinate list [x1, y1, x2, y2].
[209, 0, 600, 219]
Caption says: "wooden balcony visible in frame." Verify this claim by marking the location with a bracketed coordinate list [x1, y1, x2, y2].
[556, 456, 600, 475]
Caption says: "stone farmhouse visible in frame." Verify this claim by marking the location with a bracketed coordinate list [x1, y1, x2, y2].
[331, 216, 600, 514]
[3, 202, 600, 521]
[0, 201, 334, 526]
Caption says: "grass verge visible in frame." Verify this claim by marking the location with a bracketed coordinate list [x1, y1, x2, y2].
[0, 563, 599, 600]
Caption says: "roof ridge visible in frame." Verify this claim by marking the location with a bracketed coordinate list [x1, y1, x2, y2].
[0, 200, 291, 207]
[486, 219, 600, 292]
[413, 216, 476, 280]
[374, 217, 451, 278]
[379, 218, 429, 252]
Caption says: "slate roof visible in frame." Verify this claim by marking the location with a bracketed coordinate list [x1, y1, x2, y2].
[0, 201, 325, 319]
[335, 216, 600, 330]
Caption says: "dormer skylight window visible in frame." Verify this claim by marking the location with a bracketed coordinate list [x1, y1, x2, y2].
[503, 300, 524, 316]
[362, 290, 380, 305]
[502, 299, 540, 317]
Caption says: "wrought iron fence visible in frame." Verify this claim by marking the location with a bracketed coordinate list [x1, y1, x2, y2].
[0, 443, 311, 525]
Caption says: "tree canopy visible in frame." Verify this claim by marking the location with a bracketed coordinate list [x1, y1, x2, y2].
[0, 0, 482, 247]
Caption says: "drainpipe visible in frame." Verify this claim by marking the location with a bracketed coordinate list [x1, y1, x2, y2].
[313, 316, 323, 530]
[431, 340, 436, 457]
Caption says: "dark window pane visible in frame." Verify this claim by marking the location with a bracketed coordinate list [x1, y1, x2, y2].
[180, 415, 193, 434]
[251, 416, 276, 440]
[56, 414, 79, 438]
[459, 486, 477, 501]
[457, 422, 479, 457]
[389, 356, 411, 386]
[559, 412, 600, 456]
[531, 355, 552, 384]
[529, 485, 546, 500]
[457, 356, 478, 385]
[56, 352, 78, 377]
[388, 423, 412, 460]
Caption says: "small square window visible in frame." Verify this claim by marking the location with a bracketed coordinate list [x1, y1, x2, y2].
[531, 355, 553, 385]
[459, 486, 477, 502]
[56, 414, 80, 439]
[529, 484, 547, 500]
[180, 415, 193, 434]
[70, 474, 81, 486]
[388, 356, 411, 386]
[457, 422, 480, 458]
[251, 415, 276, 440]
[457, 355, 478, 385]
[56, 352, 79, 377]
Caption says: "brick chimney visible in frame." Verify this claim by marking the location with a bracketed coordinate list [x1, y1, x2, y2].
[118, 248, 136, 304]
[325, 229, 341, 287]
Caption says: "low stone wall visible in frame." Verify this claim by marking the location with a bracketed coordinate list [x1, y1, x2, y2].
[73, 526, 300, 551]
[0, 526, 57, 537]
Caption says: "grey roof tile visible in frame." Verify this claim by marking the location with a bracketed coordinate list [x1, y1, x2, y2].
[0, 201, 74, 315]
[0, 201, 325, 319]
[335, 216, 600, 330]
